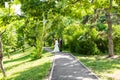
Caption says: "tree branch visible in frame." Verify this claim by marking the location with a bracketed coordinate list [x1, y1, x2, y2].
[0, 29, 6, 36]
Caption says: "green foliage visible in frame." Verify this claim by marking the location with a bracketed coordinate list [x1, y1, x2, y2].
[44, 32, 54, 46]
[14, 0, 21, 4]
[18, 0, 59, 59]
[63, 22, 84, 51]
[96, 23, 107, 31]
[62, 22, 110, 55]
[89, 28, 98, 40]
[16, 27, 25, 50]
[30, 48, 40, 60]
[93, 0, 110, 8]
[76, 40, 100, 55]
[63, 24, 100, 55]
[20, 0, 42, 17]
[22, 19, 37, 47]
[20, 0, 56, 18]
[113, 25, 120, 54]
[2, 23, 18, 53]
[1, 0, 120, 59]
[95, 38, 108, 53]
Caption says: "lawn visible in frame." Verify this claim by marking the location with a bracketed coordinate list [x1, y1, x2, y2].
[0, 47, 53, 80]
[74, 53, 120, 80]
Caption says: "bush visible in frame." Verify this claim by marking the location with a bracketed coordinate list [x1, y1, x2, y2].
[113, 25, 120, 54]
[114, 37, 120, 54]
[75, 40, 100, 55]
[69, 40, 77, 53]
[30, 48, 40, 60]
[95, 38, 108, 53]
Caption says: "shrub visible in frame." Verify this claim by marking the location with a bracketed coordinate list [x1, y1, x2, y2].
[114, 36, 120, 54]
[113, 25, 120, 54]
[69, 40, 77, 53]
[95, 38, 108, 53]
[75, 40, 100, 55]
[30, 48, 40, 60]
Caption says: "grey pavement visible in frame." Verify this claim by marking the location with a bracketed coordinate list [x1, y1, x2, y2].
[44, 47, 99, 80]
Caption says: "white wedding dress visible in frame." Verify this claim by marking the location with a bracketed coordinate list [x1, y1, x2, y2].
[52, 40, 59, 52]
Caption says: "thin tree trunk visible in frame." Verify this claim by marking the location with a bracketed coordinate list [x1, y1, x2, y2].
[0, 38, 6, 77]
[0, 59, 6, 77]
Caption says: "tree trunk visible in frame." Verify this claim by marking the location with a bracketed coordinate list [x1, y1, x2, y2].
[107, 13, 114, 57]
[0, 59, 6, 77]
[0, 37, 6, 77]
[106, 0, 114, 57]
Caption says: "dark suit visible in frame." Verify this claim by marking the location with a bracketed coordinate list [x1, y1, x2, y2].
[59, 39, 62, 52]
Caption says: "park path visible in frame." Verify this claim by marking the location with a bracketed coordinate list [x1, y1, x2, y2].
[44, 47, 100, 80]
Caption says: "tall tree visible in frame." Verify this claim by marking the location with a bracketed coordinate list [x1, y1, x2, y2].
[106, 0, 114, 57]
[19, 0, 57, 58]
[69, 0, 117, 57]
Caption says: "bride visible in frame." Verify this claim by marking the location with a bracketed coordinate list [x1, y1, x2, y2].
[52, 39, 59, 52]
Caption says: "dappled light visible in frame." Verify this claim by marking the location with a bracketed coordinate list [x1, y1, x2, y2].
[0, 48, 53, 79]
[0, 0, 120, 80]
[76, 55, 120, 80]
[51, 53, 99, 80]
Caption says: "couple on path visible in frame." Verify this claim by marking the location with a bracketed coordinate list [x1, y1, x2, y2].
[52, 39, 62, 52]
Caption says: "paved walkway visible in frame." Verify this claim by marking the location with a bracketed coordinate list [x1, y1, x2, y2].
[44, 47, 100, 80]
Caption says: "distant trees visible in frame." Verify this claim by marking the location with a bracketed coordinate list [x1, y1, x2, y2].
[45, 0, 120, 57]
[0, 0, 120, 65]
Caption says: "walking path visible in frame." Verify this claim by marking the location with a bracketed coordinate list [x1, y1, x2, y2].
[44, 47, 100, 80]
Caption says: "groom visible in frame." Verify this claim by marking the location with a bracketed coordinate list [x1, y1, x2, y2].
[59, 38, 62, 52]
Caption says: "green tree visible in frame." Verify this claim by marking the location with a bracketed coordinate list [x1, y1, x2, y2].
[73, 0, 120, 57]
[106, 0, 114, 57]
[19, 0, 58, 58]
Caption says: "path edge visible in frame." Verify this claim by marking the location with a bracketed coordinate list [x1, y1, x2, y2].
[69, 53, 101, 80]
[48, 53, 55, 80]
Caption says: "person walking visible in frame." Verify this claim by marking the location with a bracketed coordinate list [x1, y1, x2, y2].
[52, 39, 59, 52]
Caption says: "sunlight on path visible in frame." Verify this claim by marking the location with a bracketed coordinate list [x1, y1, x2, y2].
[50, 53, 99, 80]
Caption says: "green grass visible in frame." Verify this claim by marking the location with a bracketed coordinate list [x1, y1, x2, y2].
[73, 53, 120, 80]
[0, 47, 53, 80]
